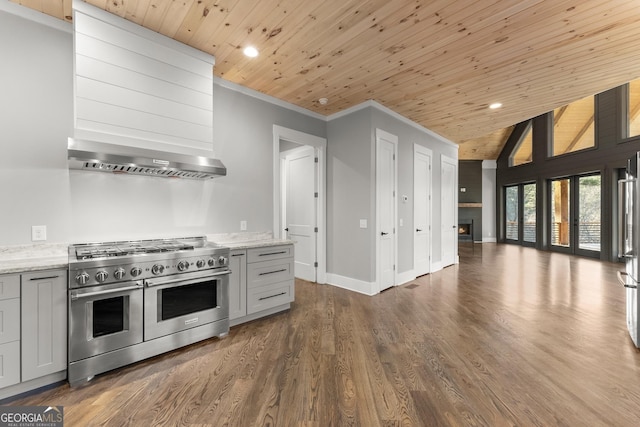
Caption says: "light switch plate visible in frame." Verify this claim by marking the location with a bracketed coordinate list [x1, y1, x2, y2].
[360, 219, 367, 229]
[31, 225, 47, 241]
[240, 220, 247, 231]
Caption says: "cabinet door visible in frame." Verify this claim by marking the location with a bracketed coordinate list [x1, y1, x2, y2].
[0, 299, 20, 344]
[0, 341, 20, 388]
[228, 250, 247, 320]
[21, 270, 67, 382]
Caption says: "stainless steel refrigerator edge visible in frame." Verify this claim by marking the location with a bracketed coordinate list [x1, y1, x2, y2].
[618, 152, 640, 347]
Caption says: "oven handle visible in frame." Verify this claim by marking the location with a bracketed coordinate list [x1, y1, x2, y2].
[70, 283, 143, 300]
[144, 269, 231, 288]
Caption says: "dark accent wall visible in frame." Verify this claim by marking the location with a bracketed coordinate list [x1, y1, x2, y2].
[459, 160, 482, 242]
[496, 85, 640, 261]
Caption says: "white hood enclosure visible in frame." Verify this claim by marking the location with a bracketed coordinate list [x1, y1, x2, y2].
[69, 0, 225, 179]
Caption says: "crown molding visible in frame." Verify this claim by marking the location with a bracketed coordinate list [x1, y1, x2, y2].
[327, 100, 457, 149]
[213, 77, 326, 121]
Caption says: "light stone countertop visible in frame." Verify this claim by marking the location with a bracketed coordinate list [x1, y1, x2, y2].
[0, 243, 69, 275]
[207, 232, 294, 250]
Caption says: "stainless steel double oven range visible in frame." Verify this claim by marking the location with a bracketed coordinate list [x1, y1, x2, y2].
[67, 236, 230, 385]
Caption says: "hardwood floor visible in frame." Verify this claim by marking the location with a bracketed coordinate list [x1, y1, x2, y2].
[5, 243, 640, 426]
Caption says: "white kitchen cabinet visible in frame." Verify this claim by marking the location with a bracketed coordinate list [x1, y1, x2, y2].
[0, 274, 20, 389]
[228, 249, 247, 320]
[229, 244, 294, 326]
[20, 270, 67, 382]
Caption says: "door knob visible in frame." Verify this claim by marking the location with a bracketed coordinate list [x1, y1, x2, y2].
[416, 228, 422, 232]
[381, 231, 388, 236]
[284, 227, 289, 231]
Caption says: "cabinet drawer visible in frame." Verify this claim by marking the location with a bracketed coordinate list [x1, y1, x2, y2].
[247, 258, 294, 288]
[0, 299, 20, 344]
[0, 275, 20, 301]
[247, 245, 293, 263]
[247, 281, 293, 314]
[0, 341, 20, 389]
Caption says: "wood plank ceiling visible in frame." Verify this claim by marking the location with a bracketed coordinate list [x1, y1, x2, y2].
[10, 0, 640, 159]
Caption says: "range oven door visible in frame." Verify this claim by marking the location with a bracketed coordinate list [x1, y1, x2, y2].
[144, 269, 230, 341]
[69, 281, 144, 362]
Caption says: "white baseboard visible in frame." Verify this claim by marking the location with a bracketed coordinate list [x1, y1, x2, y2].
[326, 273, 376, 296]
[431, 261, 443, 272]
[396, 270, 416, 286]
[482, 237, 497, 243]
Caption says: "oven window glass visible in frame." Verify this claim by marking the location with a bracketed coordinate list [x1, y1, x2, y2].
[93, 296, 126, 337]
[160, 281, 217, 321]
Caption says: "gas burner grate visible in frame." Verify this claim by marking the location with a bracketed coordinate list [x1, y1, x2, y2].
[73, 239, 199, 260]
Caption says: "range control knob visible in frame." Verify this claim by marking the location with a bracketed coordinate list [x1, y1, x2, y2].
[95, 270, 109, 283]
[130, 267, 142, 277]
[208, 258, 217, 267]
[196, 259, 205, 268]
[177, 261, 190, 271]
[218, 256, 228, 266]
[114, 268, 126, 280]
[75, 272, 90, 285]
[152, 264, 165, 275]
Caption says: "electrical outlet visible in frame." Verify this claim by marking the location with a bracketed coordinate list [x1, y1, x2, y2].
[360, 219, 367, 229]
[240, 220, 247, 231]
[400, 218, 404, 227]
[31, 225, 47, 241]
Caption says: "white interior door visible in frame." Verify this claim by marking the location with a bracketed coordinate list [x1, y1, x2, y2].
[441, 155, 457, 267]
[414, 145, 432, 277]
[376, 130, 397, 292]
[284, 146, 316, 282]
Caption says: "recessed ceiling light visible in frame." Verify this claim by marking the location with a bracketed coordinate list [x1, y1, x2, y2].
[243, 46, 258, 58]
[489, 102, 503, 109]
[318, 97, 328, 105]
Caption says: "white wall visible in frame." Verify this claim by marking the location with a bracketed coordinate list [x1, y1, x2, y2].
[0, 9, 73, 245]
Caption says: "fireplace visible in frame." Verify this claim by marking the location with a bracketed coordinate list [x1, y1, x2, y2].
[459, 220, 473, 241]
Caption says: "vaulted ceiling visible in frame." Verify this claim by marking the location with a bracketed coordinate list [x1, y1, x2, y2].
[10, 0, 640, 159]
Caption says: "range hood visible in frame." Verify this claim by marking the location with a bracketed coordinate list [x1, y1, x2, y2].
[68, 138, 226, 180]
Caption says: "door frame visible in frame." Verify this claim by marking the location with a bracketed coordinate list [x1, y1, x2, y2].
[273, 125, 327, 284]
[441, 154, 458, 266]
[413, 144, 432, 276]
[375, 128, 398, 293]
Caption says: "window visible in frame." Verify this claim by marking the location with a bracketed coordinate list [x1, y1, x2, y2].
[629, 79, 640, 138]
[504, 183, 536, 245]
[510, 122, 533, 166]
[551, 178, 570, 247]
[523, 183, 536, 243]
[577, 174, 601, 252]
[552, 95, 595, 156]
[505, 186, 518, 240]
